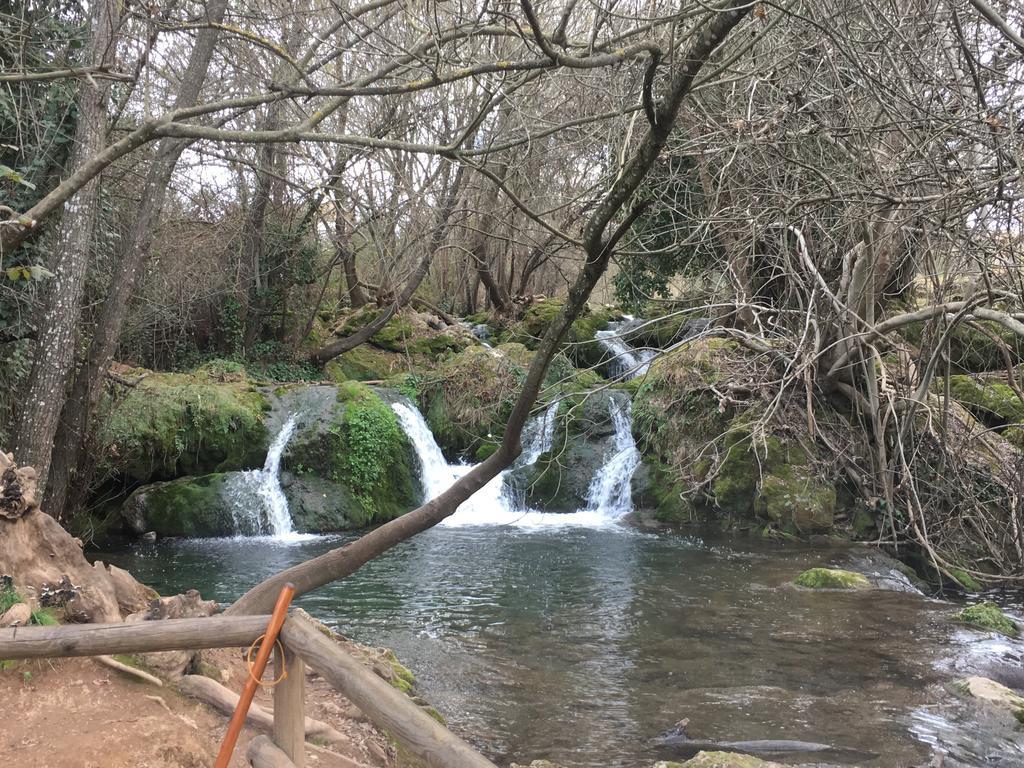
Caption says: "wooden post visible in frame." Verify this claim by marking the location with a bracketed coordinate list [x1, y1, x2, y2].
[273, 641, 305, 767]
[281, 615, 499, 768]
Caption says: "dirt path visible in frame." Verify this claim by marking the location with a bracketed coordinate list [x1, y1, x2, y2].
[0, 654, 394, 768]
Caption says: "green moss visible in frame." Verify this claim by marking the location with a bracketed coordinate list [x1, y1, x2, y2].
[99, 370, 269, 485]
[0, 584, 59, 626]
[284, 383, 419, 525]
[955, 601, 1019, 636]
[325, 345, 404, 382]
[794, 567, 871, 590]
[417, 345, 527, 458]
[949, 568, 982, 592]
[122, 473, 239, 537]
[502, 299, 613, 368]
[947, 376, 1024, 448]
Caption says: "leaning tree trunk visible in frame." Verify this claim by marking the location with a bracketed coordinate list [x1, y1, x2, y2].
[12, 0, 120, 491]
[45, 0, 231, 518]
[229, 0, 752, 614]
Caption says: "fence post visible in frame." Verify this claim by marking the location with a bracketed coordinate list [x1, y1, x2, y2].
[273, 641, 305, 767]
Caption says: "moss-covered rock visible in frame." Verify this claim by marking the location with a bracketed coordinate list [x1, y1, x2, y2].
[416, 344, 528, 459]
[120, 473, 240, 537]
[794, 567, 871, 590]
[955, 601, 1020, 637]
[632, 340, 843, 535]
[501, 299, 615, 369]
[510, 390, 630, 512]
[946, 376, 1024, 448]
[902, 319, 1024, 373]
[325, 345, 406, 382]
[283, 382, 421, 524]
[330, 307, 475, 360]
[99, 369, 269, 485]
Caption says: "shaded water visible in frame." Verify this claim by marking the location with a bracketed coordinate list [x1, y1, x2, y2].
[91, 528, 1023, 767]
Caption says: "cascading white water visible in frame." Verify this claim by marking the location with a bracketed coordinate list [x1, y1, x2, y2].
[596, 317, 656, 380]
[584, 399, 640, 516]
[225, 415, 302, 538]
[518, 401, 560, 466]
[392, 398, 640, 528]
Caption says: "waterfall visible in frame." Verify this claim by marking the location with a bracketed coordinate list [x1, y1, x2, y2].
[584, 399, 640, 516]
[518, 401, 560, 466]
[596, 317, 656, 380]
[225, 415, 301, 538]
[392, 398, 640, 528]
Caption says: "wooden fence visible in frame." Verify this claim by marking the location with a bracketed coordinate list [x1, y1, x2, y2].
[0, 612, 498, 768]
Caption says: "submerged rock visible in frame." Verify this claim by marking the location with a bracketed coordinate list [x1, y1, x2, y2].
[794, 567, 871, 590]
[955, 602, 1020, 637]
[956, 676, 1024, 722]
[655, 753, 786, 768]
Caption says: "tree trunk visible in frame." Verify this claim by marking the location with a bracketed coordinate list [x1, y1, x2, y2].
[12, 0, 120, 491]
[306, 163, 468, 366]
[45, 0, 231, 517]
[229, 1, 752, 614]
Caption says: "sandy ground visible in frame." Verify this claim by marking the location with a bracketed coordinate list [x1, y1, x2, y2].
[0, 650, 395, 768]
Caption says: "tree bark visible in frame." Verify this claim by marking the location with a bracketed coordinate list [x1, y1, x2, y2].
[12, 0, 121, 490]
[45, 0, 231, 516]
[229, 0, 752, 615]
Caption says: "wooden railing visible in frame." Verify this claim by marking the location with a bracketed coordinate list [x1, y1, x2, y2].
[0, 612, 498, 768]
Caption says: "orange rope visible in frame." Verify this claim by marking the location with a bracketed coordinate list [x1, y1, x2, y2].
[245, 634, 288, 686]
[213, 583, 295, 768]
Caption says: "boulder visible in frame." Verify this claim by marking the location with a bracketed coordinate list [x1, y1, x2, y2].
[955, 601, 1020, 637]
[956, 676, 1024, 722]
[120, 473, 240, 537]
[1, 505, 149, 623]
[632, 339, 843, 534]
[793, 567, 871, 590]
[655, 754, 785, 768]
[0, 602, 31, 627]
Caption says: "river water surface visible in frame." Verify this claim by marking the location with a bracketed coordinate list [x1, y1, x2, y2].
[93, 526, 1024, 767]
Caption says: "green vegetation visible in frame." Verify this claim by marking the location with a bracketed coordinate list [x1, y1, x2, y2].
[946, 376, 1024, 448]
[0, 582, 58, 626]
[955, 601, 1019, 637]
[632, 340, 840, 535]
[99, 369, 269, 485]
[284, 382, 420, 525]
[949, 568, 982, 592]
[794, 567, 871, 590]
[500, 299, 615, 368]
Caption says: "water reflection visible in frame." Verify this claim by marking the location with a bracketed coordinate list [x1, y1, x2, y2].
[92, 529, 1022, 767]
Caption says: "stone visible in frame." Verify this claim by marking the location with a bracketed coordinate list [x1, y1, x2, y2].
[793, 567, 871, 590]
[511, 762, 565, 768]
[0, 602, 31, 627]
[656, 753, 786, 768]
[955, 602, 1019, 637]
[956, 676, 1024, 721]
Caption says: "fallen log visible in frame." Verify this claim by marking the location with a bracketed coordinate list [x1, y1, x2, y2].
[247, 735, 297, 768]
[178, 674, 347, 746]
